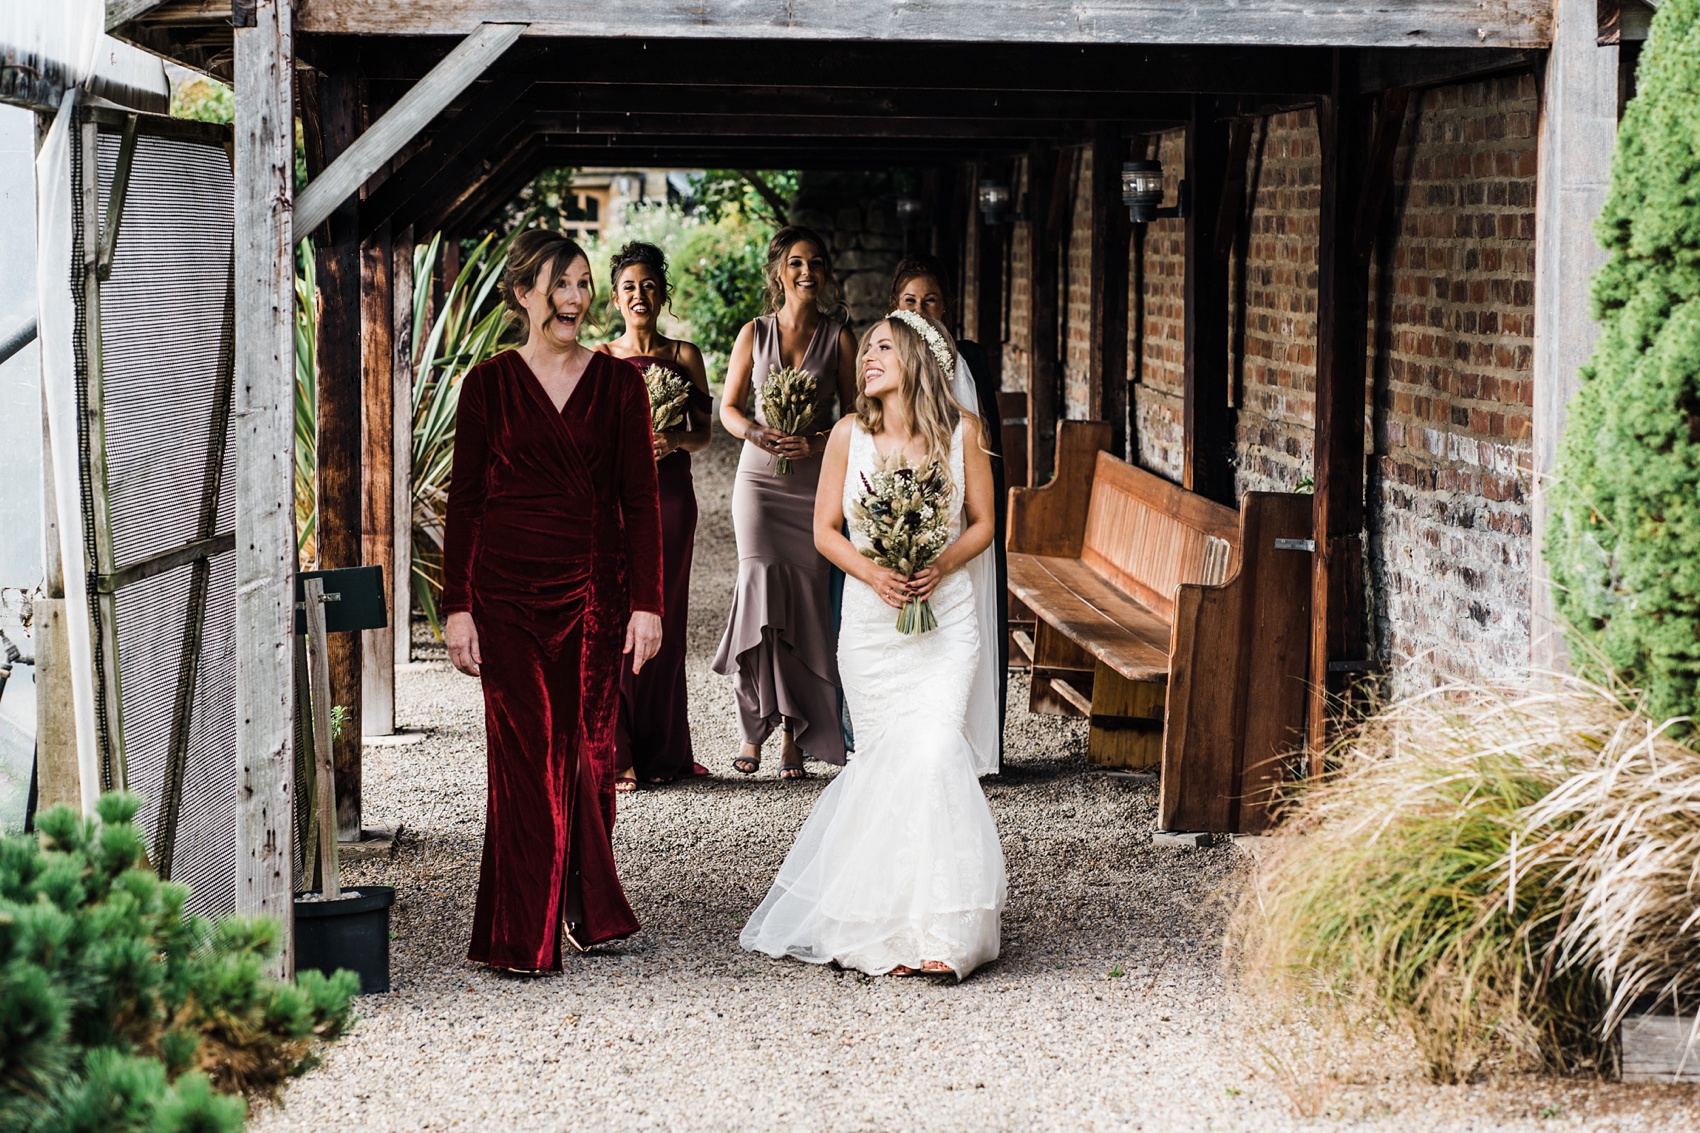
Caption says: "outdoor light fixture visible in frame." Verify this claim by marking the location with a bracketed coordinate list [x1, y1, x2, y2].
[894, 194, 924, 229]
[1121, 159, 1187, 224]
[977, 178, 1013, 225]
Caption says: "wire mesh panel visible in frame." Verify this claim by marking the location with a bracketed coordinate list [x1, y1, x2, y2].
[73, 109, 238, 914]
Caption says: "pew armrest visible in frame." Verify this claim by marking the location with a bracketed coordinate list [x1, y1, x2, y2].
[1005, 420, 1111, 557]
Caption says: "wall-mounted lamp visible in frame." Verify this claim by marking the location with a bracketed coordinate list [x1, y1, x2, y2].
[977, 178, 1013, 226]
[1121, 159, 1188, 224]
[894, 194, 924, 230]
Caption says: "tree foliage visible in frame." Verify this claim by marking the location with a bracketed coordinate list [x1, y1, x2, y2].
[1547, 0, 1700, 722]
[0, 793, 359, 1132]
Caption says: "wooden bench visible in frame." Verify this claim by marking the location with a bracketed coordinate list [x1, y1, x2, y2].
[1005, 421, 1312, 834]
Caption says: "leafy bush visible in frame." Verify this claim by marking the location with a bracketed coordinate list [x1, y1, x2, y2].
[1547, 0, 1700, 722]
[1, 793, 358, 1132]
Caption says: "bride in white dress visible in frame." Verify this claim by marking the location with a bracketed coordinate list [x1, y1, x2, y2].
[740, 310, 1006, 979]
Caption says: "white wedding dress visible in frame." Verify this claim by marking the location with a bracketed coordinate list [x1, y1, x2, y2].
[740, 413, 1007, 978]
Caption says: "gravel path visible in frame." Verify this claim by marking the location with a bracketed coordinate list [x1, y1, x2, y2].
[253, 439, 1697, 1132]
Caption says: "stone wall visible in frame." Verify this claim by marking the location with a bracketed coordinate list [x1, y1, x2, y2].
[790, 170, 906, 334]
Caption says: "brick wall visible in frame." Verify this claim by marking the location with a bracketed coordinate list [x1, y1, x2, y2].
[1369, 74, 1538, 692]
[1002, 158, 1031, 393]
[1132, 129, 1187, 481]
[1233, 111, 1320, 496]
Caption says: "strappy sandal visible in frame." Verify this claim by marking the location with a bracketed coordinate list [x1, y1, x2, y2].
[732, 753, 761, 775]
[920, 961, 956, 977]
[614, 773, 638, 793]
[779, 761, 809, 781]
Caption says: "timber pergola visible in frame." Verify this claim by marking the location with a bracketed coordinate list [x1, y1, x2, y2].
[104, 0, 1615, 962]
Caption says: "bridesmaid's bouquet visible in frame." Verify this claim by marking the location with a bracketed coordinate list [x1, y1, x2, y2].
[643, 363, 692, 433]
[758, 365, 817, 474]
[848, 459, 953, 634]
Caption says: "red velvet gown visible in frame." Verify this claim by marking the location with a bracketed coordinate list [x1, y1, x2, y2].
[442, 349, 662, 970]
[614, 355, 713, 781]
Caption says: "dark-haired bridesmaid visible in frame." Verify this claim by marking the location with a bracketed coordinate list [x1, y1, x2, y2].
[596, 242, 714, 791]
[889, 256, 1009, 755]
[713, 226, 858, 779]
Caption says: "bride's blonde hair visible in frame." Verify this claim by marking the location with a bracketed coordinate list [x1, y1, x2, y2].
[854, 313, 974, 471]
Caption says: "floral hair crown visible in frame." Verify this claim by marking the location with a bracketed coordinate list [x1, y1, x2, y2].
[888, 309, 956, 379]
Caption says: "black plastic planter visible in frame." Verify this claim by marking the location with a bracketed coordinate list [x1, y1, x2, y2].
[294, 886, 395, 993]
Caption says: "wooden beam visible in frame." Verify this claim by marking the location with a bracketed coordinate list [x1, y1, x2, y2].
[388, 118, 534, 235]
[522, 110, 1107, 140]
[361, 40, 1335, 95]
[104, 0, 171, 29]
[232, 0, 296, 968]
[1532, 0, 1619, 667]
[294, 22, 527, 238]
[1026, 146, 1062, 486]
[391, 227, 415, 665]
[361, 221, 397, 736]
[295, 1, 1553, 48]
[1182, 96, 1234, 505]
[359, 69, 536, 239]
[1089, 124, 1133, 461]
[973, 164, 1008, 365]
[305, 66, 366, 838]
[420, 141, 546, 235]
[1358, 46, 1539, 93]
[1352, 88, 1412, 260]
[1307, 51, 1372, 758]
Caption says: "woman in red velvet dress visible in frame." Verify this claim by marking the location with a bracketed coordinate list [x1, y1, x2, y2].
[596, 242, 713, 791]
[442, 229, 663, 972]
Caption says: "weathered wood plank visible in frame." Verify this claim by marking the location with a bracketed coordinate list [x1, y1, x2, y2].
[1307, 51, 1372, 759]
[1007, 419, 1110, 557]
[1621, 1013, 1700, 1083]
[1531, 0, 1618, 668]
[294, 22, 527, 238]
[391, 227, 414, 666]
[232, 0, 297, 967]
[1007, 555, 1173, 682]
[1027, 146, 1062, 486]
[361, 222, 396, 736]
[295, 1, 1553, 48]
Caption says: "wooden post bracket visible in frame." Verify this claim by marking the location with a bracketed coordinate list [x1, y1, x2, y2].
[294, 21, 528, 239]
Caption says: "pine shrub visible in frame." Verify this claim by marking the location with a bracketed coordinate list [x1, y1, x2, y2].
[1547, 0, 1700, 721]
[0, 792, 358, 1132]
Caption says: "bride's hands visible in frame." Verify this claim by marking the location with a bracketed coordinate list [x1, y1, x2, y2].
[905, 566, 943, 601]
[865, 566, 911, 610]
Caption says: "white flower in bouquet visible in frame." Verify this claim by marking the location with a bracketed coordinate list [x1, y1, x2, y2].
[848, 458, 954, 634]
[758, 365, 817, 474]
[643, 363, 692, 434]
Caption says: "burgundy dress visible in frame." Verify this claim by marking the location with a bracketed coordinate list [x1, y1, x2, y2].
[442, 349, 662, 970]
[614, 354, 712, 780]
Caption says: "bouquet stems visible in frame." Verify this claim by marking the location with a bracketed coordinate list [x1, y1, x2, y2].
[896, 597, 938, 635]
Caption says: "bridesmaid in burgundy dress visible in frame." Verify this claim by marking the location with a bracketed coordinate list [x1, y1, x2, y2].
[596, 242, 713, 791]
[442, 230, 663, 972]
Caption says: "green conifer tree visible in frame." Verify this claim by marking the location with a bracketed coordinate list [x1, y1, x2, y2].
[0, 793, 358, 1132]
[1548, 0, 1700, 720]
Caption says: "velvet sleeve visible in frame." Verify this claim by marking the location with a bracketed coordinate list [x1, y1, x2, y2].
[440, 364, 490, 615]
[615, 362, 665, 616]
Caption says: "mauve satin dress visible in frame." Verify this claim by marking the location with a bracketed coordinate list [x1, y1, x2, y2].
[614, 354, 713, 780]
[442, 349, 662, 971]
[712, 315, 848, 764]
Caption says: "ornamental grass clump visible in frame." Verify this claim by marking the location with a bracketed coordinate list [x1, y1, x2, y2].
[0, 792, 359, 1133]
[1229, 679, 1700, 1083]
[758, 365, 817, 474]
[1546, 0, 1700, 723]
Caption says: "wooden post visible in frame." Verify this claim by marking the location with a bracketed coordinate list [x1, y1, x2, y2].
[360, 221, 396, 735]
[1183, 96, 1235, 505]
[232, 0, 297, 963]
[1307, 51, 1372, 758]
[1532, 0, 1619, 667]
[392, 225, 415, 664]
[306, 67, 365, 838]
[1089, 123, 1133, 460]
[1026, 146, 1061, 485]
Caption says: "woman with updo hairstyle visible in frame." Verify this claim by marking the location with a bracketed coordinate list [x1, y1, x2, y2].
[713, 225, 858, 779]
[594, 241, 713, 791]
[889, 256, 1009, 754]
[441, 227, 663, 971]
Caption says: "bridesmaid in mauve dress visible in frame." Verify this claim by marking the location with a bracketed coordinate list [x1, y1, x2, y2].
[713, 226, 859, 779]
[442, 231, 663, 972]
[596, 241, 714, 791]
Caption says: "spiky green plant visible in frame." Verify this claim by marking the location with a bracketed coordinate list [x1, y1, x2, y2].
[0, 792, 358, 1132]
[409, 231, 522, 634]
[294, 238, 318, 561]
[1547, 0, 1700, 722]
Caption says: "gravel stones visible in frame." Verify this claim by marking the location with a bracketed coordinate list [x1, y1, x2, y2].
[251, 440, 1699, 1132]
